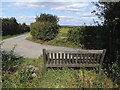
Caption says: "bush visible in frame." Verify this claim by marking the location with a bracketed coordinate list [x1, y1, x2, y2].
[67, 26, 108, 49]
[67, 26, 85, 47]
[67, 26, 120, 84]
[30, 21, 59, 41]
[30, 13, 59, 41]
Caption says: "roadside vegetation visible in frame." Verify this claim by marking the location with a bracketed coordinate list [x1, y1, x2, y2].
[2, 46, 119, 88]
[1, 17, 30, 40]
[30, 13, 59, 41]
[2, 32, 29, 40]
[26, 28, 82, 48]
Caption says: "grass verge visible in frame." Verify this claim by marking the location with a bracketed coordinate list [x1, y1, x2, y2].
[1, 45, 118, 88]
[2, 32, 30, 40]
[2, 54, 119, 88]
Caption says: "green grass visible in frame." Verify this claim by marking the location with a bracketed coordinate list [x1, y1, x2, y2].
[26, 28, 83, 48]
[59, 28, 69, 33]
[1, 44, 118, 88]
[2, 55, 119, 88]
[2, 32, 30, 40]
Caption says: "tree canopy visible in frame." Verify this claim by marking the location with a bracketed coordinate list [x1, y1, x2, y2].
[93, 2, 120, 63]
[35, 13, 59, 24]
[2, 17, 30, 36]
[30, 13, 59, 41]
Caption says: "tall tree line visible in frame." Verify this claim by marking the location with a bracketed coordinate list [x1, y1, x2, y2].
[2, 17, 30, 36]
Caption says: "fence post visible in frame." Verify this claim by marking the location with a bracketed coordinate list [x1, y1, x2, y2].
[43, 49, 47, 72]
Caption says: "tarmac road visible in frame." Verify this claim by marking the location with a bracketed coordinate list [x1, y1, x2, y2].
[2, 33, 81, 58]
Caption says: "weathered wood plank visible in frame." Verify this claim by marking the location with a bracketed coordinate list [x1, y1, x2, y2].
[76, 54, 78, 64]
[43, 49, 47, 72]
[100, 49, 106, 66]
[96, 54, 100, 64]
[47, 53, 49, 64]
[55, 53, 57, 64]
[51, 53, 53, 64]
[46, 50, 103, 54]
[65, 53, 67, 64]
[86, 54, 89, 64]
[93, 54, 97, 64]
[79, 54, 82, 64]
[69, 54, 71, 64]
[58, 53, 60, 64]
[83, 54, 85, 63]
[72, 54, 74, 64]
[62, 53, 64, 64]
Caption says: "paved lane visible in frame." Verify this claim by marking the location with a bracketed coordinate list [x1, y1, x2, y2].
[2, 33, 81, 58]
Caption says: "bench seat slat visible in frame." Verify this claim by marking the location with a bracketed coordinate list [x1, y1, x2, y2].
[46, 64, 100, 67]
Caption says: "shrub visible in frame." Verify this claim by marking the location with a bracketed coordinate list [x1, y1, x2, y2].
[30, 13, 59, 41]
[67, 26, 86, 47]
[30, 21, 59, 41]
[67, 26, 107, 49]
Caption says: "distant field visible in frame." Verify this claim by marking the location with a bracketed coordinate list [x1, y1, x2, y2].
[26, 28, 83, 48]
[59, 28, 69, 33]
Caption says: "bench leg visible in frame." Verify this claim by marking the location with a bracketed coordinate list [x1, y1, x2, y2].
[44, 65, 47, 72]
[99, 65, 102, 75]
[98, 65, 103, 88]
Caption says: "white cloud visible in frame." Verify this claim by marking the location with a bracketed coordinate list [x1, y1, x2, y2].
[10, 2, 90, 14]
[1, 16, 36, 25]
[51, 3, 89, 13]
[76, 12, 95, 17]
[16, 16, 36, 24]
[67, 3, 88, 8]
[2, 0, 99, 2]
[58, 15, 101, 26]
[14, 2, 46, 10]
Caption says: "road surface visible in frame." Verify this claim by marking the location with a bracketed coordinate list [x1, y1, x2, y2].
[2, 33, 81, 58]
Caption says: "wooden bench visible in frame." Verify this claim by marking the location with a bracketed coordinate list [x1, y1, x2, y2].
[43, 49, 106, 72]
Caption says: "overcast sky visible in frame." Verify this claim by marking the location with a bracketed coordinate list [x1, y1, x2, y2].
[1, 0, 102, 26]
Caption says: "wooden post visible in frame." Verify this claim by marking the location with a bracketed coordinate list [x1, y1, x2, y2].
[99, 49, 106, 75]
[43, 49, 47, 72]
[100, 49, 106, 67]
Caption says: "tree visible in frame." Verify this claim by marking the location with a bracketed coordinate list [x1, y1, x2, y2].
[35, 13, 59, 24]
[92, 2, 120, 63]
[30, 13, 59, 41]
[2, 17, 30, 36]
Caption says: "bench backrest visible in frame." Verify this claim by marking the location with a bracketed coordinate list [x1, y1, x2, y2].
[43, 49, 106, 67]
